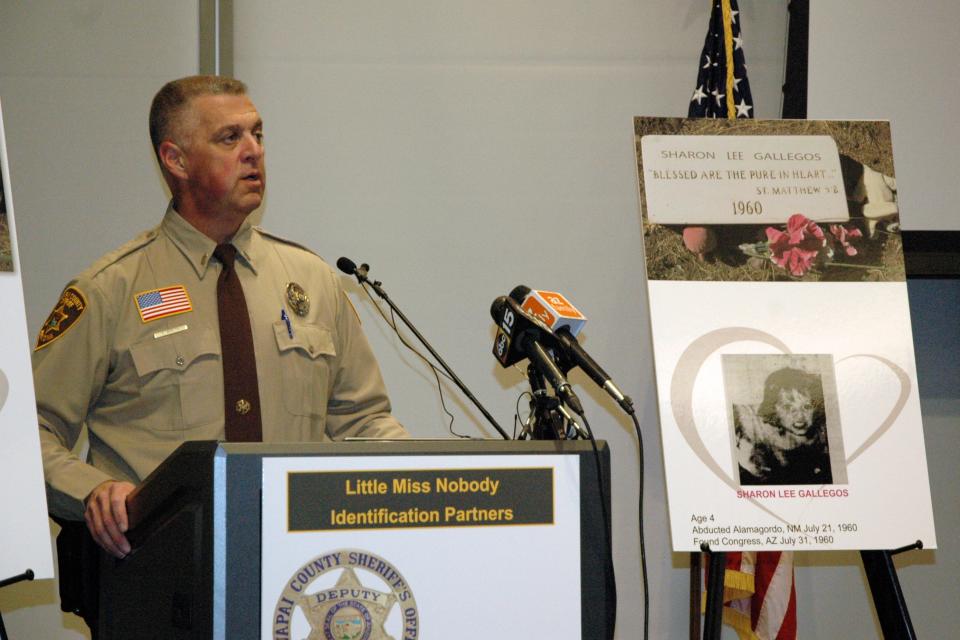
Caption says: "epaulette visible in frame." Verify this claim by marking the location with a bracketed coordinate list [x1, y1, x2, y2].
[82, 226, 161, 280]
[255, 226, 326, 261]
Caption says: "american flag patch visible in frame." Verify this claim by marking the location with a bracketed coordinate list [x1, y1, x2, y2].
[135, 285, 193, 322]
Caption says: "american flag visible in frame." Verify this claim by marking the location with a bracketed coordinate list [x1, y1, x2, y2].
[688, 0, 754, 119]
[136, 285, 192, 322]
[689, 4, 795, 638]
[707, 551, 797, 640]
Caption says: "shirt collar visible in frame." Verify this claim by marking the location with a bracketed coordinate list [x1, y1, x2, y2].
[160, 203, 260, 278]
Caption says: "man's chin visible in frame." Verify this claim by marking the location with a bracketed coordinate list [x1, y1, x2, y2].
[238, 193, 264, 215]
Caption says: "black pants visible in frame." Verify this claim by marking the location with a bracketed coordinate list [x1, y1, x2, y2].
[53, 518, 100, 637]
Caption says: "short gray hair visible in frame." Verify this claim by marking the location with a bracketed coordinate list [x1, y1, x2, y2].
[148, 75, 248, 156]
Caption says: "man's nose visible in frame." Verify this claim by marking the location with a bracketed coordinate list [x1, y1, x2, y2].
[241, 133, 264, 160]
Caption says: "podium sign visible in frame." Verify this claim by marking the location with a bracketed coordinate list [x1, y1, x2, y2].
[262, 453, 581, 639]
[99, 440, 612, 640]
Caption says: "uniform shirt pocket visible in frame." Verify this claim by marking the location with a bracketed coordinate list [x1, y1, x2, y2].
[129, 327, 222, 429]
[273, 321, 336, 417]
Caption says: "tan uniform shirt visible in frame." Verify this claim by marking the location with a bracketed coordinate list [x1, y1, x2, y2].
[35, 206, 405, 519]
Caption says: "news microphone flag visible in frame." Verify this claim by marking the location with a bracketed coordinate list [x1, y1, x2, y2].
[510, 284, 634, 413]
[520, 289, 587, 337]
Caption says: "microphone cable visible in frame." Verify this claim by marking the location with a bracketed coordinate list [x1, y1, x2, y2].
[338, 256, 509, 439]
[513, 390, 533, 440]
[629, 410, 649, 640]
[355, 281, 471, 439]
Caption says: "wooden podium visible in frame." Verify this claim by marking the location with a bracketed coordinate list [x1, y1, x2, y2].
[96, 439, 613, 639]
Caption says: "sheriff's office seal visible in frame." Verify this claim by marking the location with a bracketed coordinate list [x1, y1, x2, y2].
[286, 282, 310, 317]
[273, 549, 419, 640]
[35, 286, 87, 350]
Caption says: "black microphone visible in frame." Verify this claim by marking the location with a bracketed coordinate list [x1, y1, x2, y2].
[490, 296, 584, 415]
[508, 285, 634, 415]
[336, 256, 357, 275]
[336, 257, 369, 281]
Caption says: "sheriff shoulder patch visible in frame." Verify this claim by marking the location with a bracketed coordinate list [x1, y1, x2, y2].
[35, 286, 87, 350]
[135, 285, 193, 323]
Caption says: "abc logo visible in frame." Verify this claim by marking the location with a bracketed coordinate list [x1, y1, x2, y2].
[495, 331, 508, 357]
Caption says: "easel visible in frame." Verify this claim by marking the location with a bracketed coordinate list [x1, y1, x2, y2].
[860, 542, 923, 639]
[691, 541, 924, 639]
[0, 569, 35, 640]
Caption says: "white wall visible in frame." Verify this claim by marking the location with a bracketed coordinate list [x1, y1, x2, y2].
[809, 0, 960, 230]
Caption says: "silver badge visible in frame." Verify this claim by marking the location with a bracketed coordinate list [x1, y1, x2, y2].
[286, 282, 310, 317]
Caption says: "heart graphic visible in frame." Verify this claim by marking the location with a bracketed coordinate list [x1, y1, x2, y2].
[670, 327, 910, 525]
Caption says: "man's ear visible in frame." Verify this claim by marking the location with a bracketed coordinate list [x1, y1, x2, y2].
[158, 141, 188, 180]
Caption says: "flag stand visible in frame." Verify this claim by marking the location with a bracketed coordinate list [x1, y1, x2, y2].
[693, 541, 923, 639]
[0, 569, 35, 640]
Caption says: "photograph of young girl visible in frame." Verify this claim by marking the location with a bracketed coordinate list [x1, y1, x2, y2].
[723, 354, 848, 486]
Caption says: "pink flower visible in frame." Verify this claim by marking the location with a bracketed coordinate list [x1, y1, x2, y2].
[829, 224, 863, 256]
[765, 214, 826, 276]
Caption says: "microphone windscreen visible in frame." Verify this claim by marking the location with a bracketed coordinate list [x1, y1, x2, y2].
[336, 257, 358, 275]
[508, 284, 531, 303]
[490, 296, 508, 321]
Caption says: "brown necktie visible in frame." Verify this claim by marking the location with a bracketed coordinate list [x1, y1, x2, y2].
[214, 243, 262, 441]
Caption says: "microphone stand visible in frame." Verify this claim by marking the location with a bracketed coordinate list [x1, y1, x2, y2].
[346, 265, 510, 440]
[525, 363, 586, 440]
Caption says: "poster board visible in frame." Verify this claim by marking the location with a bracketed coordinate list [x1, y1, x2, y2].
[0, 98, 54, 579]
[635, 117, 936, 552]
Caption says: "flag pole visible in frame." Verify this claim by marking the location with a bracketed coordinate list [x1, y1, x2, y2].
[700, 543, 727, 640]
[689, 552, 702, 640]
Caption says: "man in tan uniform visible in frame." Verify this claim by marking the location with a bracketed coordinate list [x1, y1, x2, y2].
[34, 76, 406, 561]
